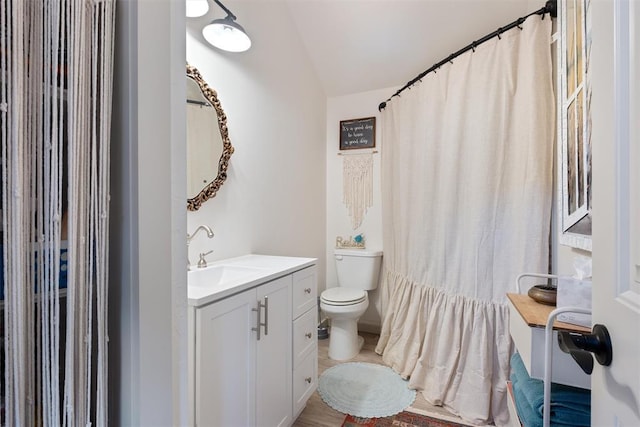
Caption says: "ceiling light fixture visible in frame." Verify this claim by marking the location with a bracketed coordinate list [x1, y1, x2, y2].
[186, 0, 210, 18]
[202, 0, 251, 53]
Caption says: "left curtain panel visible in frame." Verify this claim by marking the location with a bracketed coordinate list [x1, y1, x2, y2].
[0, 0, 115, 425]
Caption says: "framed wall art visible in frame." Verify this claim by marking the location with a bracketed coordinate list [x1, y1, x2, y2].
[558, 0, 592, 251]
[339, 117, 376, 150]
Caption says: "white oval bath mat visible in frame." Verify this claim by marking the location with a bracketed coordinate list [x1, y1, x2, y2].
[317, 362, 416, 418]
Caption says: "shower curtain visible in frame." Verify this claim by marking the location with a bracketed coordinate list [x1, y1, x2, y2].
[375, 16, 554, 425]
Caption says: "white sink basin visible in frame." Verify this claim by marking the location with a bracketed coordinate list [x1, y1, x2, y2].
[187, 254, 317, 307]
[188, 264, 265, 289]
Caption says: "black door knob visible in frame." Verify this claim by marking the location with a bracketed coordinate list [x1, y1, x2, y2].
[557, 324, 613, 375]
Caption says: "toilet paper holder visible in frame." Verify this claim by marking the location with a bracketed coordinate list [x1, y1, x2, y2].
[557, 324, 613, 374]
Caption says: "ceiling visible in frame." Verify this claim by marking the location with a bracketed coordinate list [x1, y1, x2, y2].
[284, 0, 534, 97]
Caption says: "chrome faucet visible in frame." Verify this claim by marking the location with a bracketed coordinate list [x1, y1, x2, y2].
[197, 250, 214, 269]
[187, 225, 215, 270]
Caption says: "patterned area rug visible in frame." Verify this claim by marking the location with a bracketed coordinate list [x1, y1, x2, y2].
[342, 411, 469, 427]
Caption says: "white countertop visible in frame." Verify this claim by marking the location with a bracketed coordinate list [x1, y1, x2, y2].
[188, 254, 316, 307]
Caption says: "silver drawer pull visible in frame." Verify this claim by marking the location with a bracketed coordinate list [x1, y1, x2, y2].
[251, 304, 261, 340]
[252, 297, 268, 340]
[263, 296, 269, 336]
[304, 288, 312, 294]
[305, 332, 312, 339]
[305, 377, 312, 384]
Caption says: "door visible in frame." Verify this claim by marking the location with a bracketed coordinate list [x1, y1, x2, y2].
[195, 290, 257, 427]
[256, 276, 292, 427]
[591, 0, 640, 424]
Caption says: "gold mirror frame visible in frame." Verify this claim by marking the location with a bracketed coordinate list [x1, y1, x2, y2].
[186, 63, 234, 211]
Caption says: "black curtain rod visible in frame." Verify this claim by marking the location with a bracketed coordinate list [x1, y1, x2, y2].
[378, 0, 557, 111]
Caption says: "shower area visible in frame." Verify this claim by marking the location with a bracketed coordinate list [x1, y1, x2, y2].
[372, 7, 556, 425]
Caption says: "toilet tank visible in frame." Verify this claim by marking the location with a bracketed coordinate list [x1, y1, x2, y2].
[334, 249, 383, 291]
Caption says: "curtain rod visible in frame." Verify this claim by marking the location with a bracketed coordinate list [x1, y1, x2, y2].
[378, 0, 557, 112]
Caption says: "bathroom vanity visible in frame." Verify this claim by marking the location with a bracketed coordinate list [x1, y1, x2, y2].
[187, 255, 317, 427]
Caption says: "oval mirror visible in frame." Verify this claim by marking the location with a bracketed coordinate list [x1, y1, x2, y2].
[186, 63, 234, 211]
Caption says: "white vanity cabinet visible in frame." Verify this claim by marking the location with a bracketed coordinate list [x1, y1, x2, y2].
[188, 256, 317, 427]
[256, 277, 293, 427]
[194, 286, 258, 427]
[291, 267, 318, 419]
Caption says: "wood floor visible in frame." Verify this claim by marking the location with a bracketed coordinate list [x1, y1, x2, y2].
[292, 332, 468, 427]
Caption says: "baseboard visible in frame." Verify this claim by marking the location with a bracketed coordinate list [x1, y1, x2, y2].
[357, 321, 381, 335]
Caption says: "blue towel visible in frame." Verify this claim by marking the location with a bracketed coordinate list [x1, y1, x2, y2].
[511, 374, 542, 427]
[511, 352, 590, 426]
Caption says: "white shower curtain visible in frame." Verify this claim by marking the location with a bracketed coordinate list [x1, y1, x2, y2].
[375, 16, 554, 425]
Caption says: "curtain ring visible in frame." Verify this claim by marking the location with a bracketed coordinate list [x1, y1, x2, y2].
[471, 42, 477, 52]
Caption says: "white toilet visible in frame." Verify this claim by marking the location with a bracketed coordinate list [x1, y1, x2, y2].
[320, 249, 383, 360]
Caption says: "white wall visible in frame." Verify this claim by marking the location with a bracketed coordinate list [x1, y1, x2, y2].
[186, 1, 327, 285]
[325, 87, 397, 331]
[110, 0, 187, 425]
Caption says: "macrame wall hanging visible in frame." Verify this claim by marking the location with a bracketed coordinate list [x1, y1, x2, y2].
[0, 0, 115, 425]
[342, 153, 374, 229]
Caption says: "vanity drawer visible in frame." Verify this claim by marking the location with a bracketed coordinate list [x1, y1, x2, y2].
[292, 266, 317, 319]
[293, 307, 317, 366]
[293, 349, 317, 418]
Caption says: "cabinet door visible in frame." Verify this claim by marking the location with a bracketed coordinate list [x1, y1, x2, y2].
[256, 276, 292, 427]
[196, 290, 256, 427]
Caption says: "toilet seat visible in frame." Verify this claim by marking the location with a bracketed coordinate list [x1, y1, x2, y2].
[320, 287, 367, 306]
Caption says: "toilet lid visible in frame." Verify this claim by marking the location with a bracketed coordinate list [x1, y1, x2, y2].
[321, 288, 367, 305]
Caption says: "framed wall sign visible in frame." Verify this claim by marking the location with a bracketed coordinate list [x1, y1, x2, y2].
[339, 117, 376, 150]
